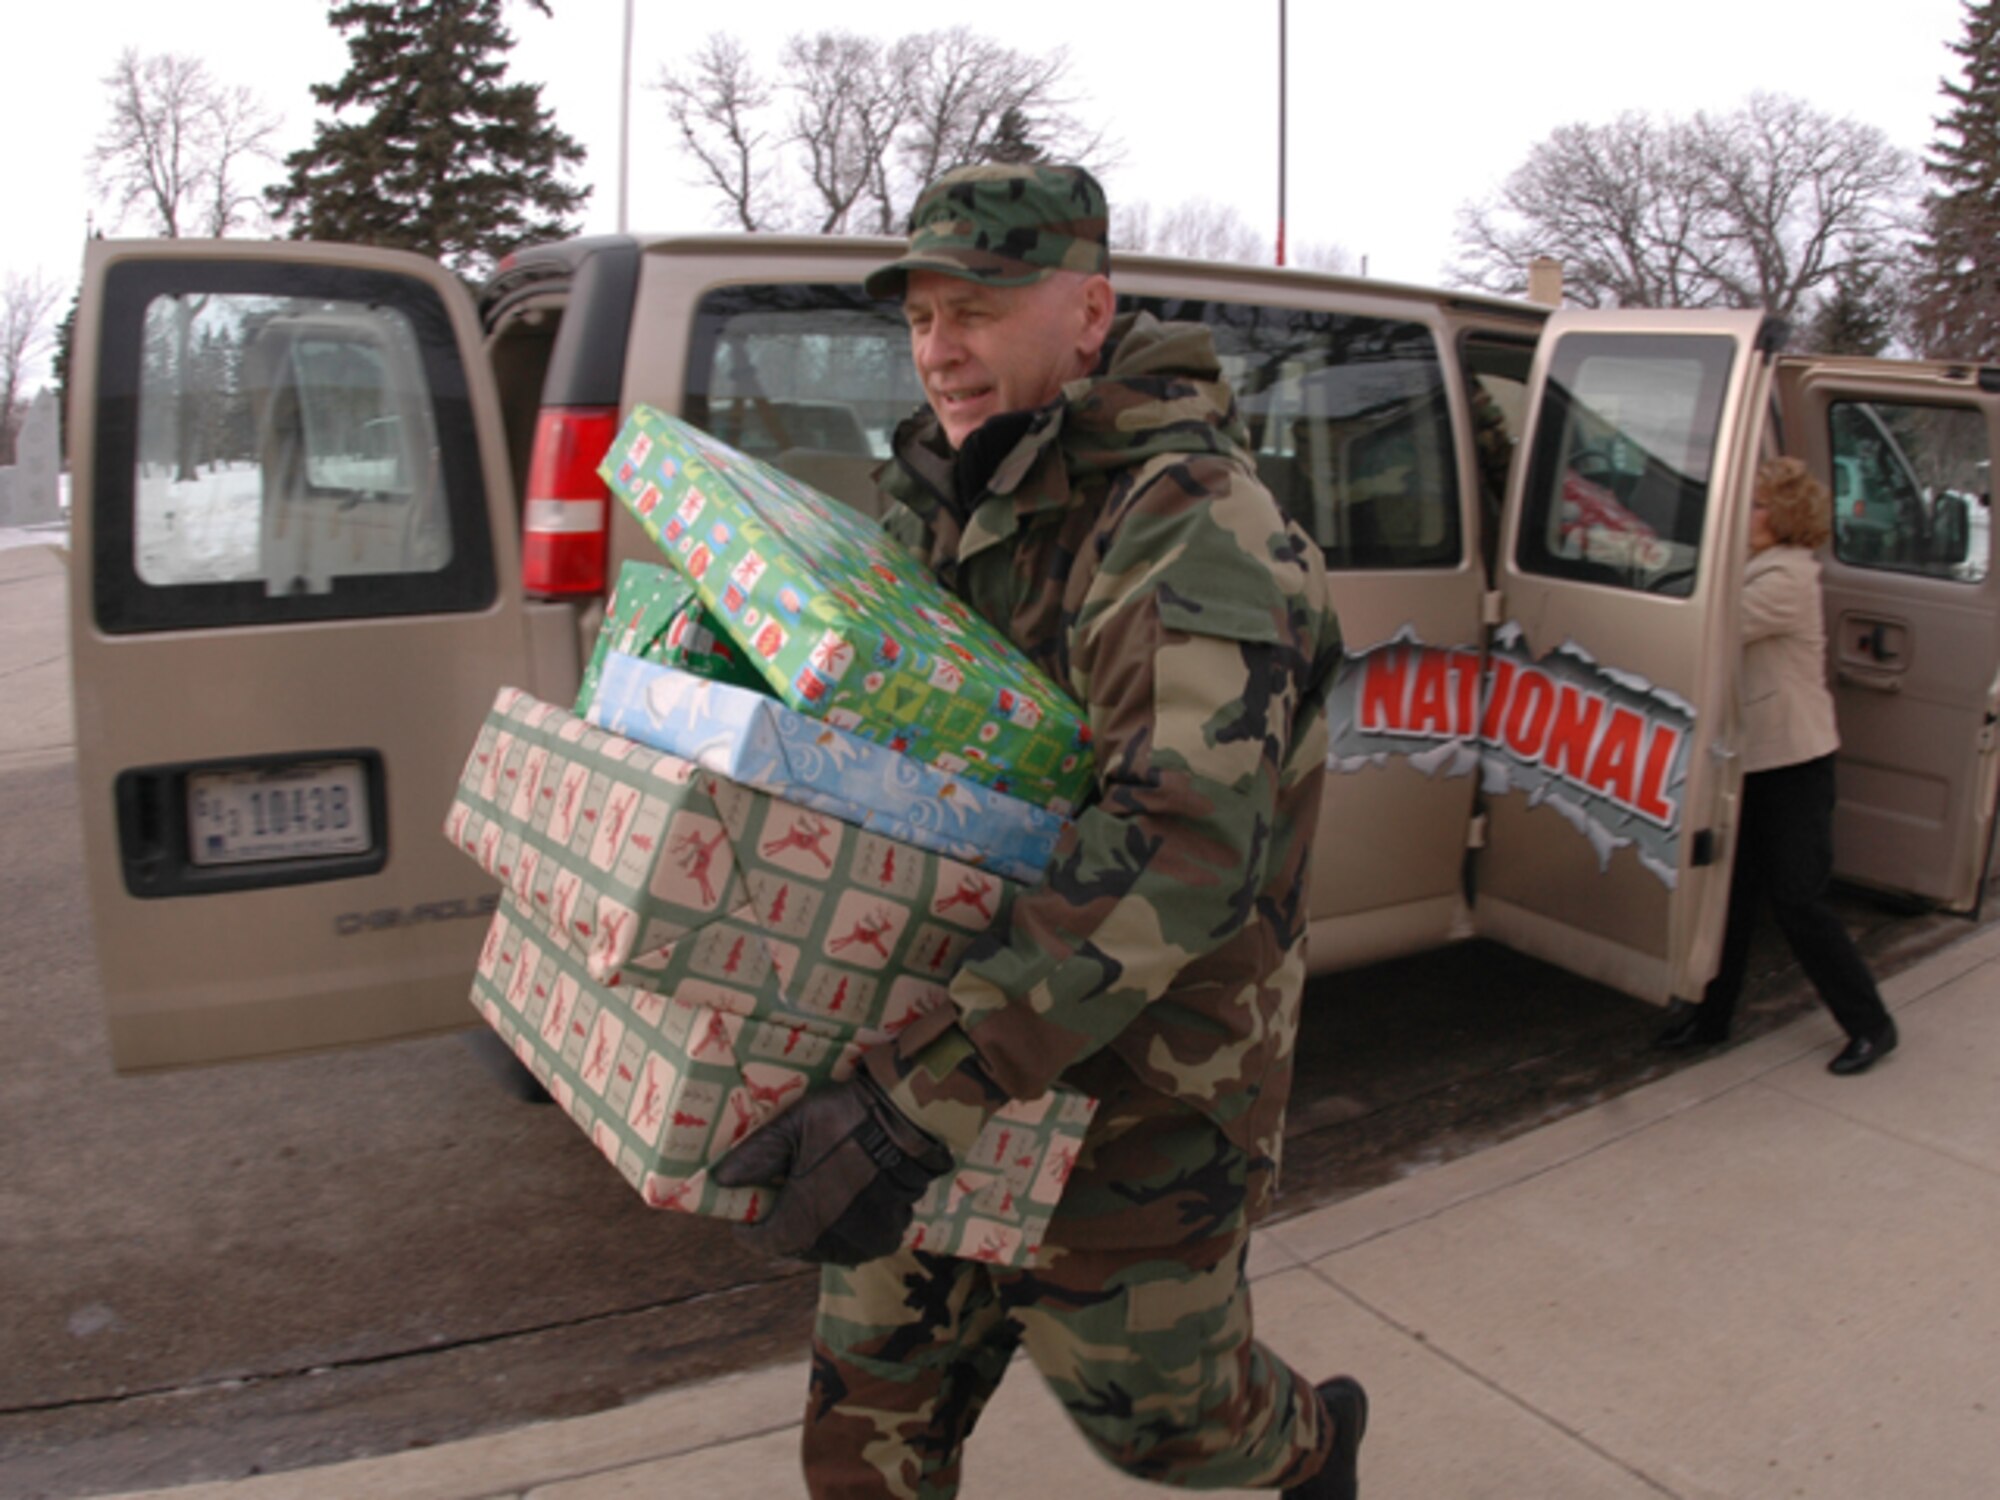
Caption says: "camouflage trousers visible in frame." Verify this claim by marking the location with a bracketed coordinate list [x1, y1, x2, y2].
[801, 1091, 1331, 1497]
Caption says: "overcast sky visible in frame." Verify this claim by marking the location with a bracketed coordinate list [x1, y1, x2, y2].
[2, 0, 1976, 386]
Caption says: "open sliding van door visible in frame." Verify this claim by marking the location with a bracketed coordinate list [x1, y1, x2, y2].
[1111, 268, 1498, 974]
[1776, 358, 2000, 912]
[70, 241, 534, 1070]
[1473, 309, 1780, 1004]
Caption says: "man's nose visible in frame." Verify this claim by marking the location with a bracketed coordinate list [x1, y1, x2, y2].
[915, 322, 962, 371]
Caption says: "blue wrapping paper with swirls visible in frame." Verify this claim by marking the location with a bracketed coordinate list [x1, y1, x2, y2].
[587, 652, 1067, 885]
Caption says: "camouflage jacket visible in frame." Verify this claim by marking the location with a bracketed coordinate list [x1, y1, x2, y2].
[859, 312, 1344, 1219]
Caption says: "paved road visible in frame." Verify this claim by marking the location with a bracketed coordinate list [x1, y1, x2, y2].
[2, 538, 1972, 1500]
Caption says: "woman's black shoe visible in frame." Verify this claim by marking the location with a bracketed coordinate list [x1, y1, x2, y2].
[1828, 1020, 1898, 1075]
[1654, 1001, 1729, 1051]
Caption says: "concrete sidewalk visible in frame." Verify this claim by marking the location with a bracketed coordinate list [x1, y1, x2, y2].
[91, 918, 2000, 1499]
[0, 540, 73, 772]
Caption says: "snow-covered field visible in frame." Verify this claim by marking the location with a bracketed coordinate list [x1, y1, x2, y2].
[0, 474, 71, 552]
[133, 462, 264, 582]
[3, 466, 449, 581]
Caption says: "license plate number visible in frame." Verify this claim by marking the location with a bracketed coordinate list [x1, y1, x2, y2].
[188, 762, 372, 866]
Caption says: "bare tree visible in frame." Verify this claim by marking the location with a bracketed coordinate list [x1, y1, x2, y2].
[1689, 94, 1916, 316]
[94, 53, 278, 481]
[660, 27, 1113, 236]
[1452, 113, 1725, 309]
[1113, 199, 1357, 272]
[660, 34, 782, 231]
[1, 273, 62, 466]
[1292, 239, 1359, 275]
[92, 50, 281, 238]
[892, 28, 1105, 224]
[1453, 96, 1916, 318]
[1115, 198, 1268, 264]
[783, 32, 910, 234]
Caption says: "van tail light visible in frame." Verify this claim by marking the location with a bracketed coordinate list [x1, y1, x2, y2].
[522, 406, 620, 597]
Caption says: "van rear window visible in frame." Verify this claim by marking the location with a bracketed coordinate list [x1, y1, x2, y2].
[92, 260, 495, 633]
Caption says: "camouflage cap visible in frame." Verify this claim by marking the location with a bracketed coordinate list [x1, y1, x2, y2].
[865, 162, 1110, 299]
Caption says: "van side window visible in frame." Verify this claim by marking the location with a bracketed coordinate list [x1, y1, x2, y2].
[1516, 333, 1733, 598]
[93, 262, 495, 634]
[1132, 297, 1461, 571]
[1828, 400, 1989, 583]
[683, 285, 1462, 569]
[683, 285, 921, 520]
[1463, 335, 1536, 573]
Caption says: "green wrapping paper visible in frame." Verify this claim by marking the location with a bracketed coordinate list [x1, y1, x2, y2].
[575, 559, 768, 716]
[598, 406, 1094, 815]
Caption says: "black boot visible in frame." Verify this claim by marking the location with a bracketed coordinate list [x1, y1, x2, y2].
[1283, 1376, 1368, 1500]
[1654, 999, 1729, 1051]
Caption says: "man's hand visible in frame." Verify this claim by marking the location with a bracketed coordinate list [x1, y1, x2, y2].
[710, 1071, 952, 1266]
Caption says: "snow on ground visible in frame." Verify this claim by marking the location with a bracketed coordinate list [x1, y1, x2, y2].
[133, 462, 264, 583]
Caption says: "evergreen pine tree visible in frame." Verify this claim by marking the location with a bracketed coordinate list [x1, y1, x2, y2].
[1804, 263, 1900, 356]
[1912, 0, 2000, 360]
[982, 108, 1046, 166]
[269, 0, 588, 276]
[51, 291, 77, 462]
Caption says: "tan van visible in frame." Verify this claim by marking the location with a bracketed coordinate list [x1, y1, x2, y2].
[66, 237, 2000, 1071]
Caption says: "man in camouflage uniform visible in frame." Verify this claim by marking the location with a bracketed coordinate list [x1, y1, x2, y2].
[712, 163, 1363, 1499]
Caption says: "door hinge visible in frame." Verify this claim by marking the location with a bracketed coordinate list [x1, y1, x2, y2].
[1481, 589, 1505, 627]
[1466, 812, 1489, 850]
[1980, 720, 1997, 754]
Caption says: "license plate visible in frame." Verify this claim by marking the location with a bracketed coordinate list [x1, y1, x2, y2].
[188, 761, 373, 866]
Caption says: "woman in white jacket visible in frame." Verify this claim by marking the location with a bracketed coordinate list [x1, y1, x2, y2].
[1657, 457, 1899, 1074]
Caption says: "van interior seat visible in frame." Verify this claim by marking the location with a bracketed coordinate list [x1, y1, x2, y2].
[708, 398, 873, 461]
[773, 449, 889, 521]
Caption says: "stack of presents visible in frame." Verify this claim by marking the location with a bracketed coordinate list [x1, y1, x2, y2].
[444, 408, 1096, 1266]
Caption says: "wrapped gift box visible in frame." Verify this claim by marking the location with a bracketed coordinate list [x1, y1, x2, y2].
[473, 895, 1096, 1266]
[587, 651, 1066, 886]
[445, 687, 1027, 1036]
[597, 406, 1094, 815]
[576, 559, 768, 716]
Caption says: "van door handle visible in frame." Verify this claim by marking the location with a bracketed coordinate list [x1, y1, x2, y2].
[1849, 619, 1905, 664]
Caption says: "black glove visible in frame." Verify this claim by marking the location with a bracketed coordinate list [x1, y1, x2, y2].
[709, 1070, 952, 1266]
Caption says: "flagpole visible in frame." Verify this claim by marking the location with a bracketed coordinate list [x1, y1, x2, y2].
[618, 0, 634, 233]
[1276, 0, 1287, 267]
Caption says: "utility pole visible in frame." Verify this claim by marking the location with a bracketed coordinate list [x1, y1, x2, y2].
[618, 0, 634, 233]
[1276, 0, 1288, 267]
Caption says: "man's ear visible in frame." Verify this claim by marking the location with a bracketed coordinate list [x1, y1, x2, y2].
[1076, 274, 1116, 365]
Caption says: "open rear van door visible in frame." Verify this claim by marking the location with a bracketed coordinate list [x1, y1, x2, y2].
[1776, 358, 2000, 912]
[1473, 310, 1779, 1004]
[70, 241, 532, 1070]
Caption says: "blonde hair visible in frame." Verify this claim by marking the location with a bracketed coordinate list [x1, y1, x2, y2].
[1755, 456, 1832, 550]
